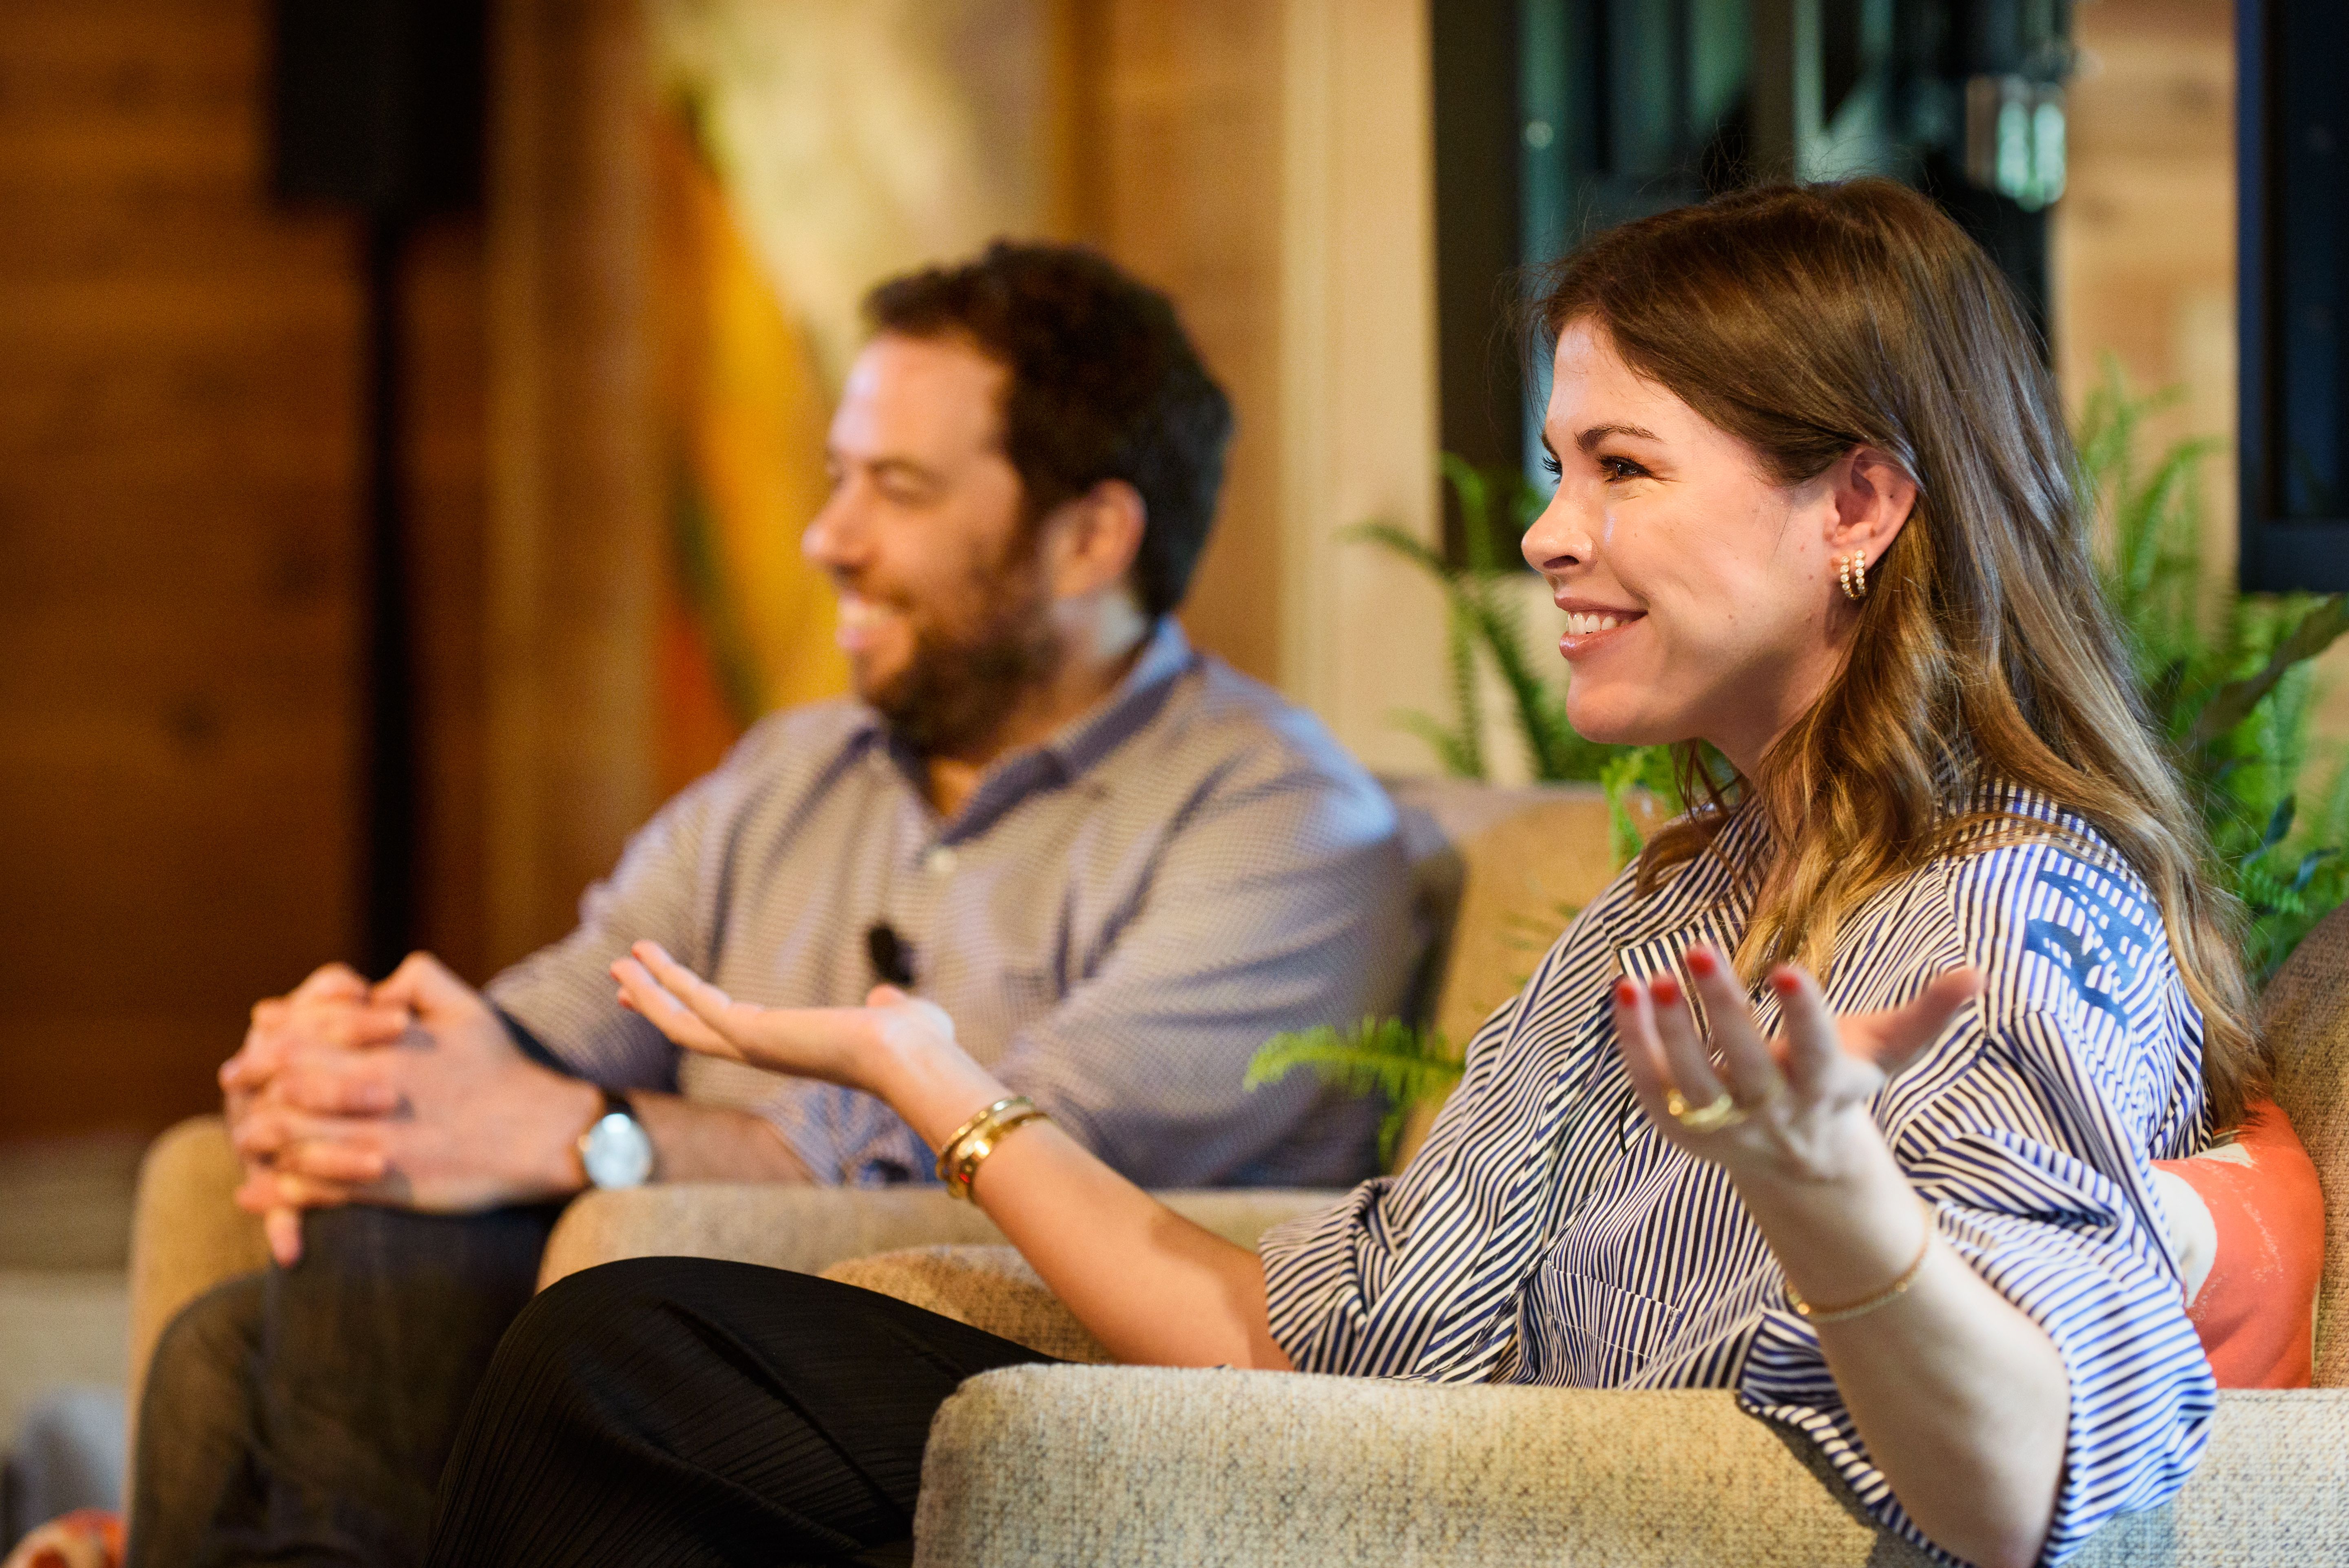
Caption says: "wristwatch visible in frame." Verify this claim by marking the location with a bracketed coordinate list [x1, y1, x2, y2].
[577, 1088, 655, 1190]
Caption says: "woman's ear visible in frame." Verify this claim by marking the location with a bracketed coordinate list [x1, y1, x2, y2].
[1826, 445, 1919, 564]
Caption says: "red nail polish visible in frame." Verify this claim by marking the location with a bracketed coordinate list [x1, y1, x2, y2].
[1771, 971, 1799, 995]
[1652, 975, 1681, 1005]
[1687, 948, 1717, 977]
[1614, 980, 1638, 1006]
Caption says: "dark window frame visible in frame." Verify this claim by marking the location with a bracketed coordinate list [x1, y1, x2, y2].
[2236, 0, 2349, 593]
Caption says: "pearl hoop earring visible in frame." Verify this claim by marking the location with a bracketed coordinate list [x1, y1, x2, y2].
[1836, 549, 1869, 603]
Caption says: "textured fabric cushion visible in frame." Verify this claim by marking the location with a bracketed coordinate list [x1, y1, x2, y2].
[536, 1186, 1337, 1290]
[2150, 1099, 2323, 1387]
[1377, 778, 1615, 1168]
[821, 1246, 1112, 1363]
[123, 1118, 268, 1459]
[2259, 902, 2349, 1387]
[915, 1369, 2349, 1568]
[1380, 778, 1615, 1050]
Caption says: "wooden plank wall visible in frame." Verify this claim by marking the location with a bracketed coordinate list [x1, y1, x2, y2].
[1060, 1, 1289, 690]
[0, 0, 370, 1139]
[407, 219, 493, 984]
[479, 0, 657, 971]
[2053, 0, 2349, 746]
[2055, 0, 2236, 524]
[0, 1, 497, 1139]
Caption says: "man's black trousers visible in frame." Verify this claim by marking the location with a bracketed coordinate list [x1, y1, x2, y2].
[129, 1208, 1049, 1568]
[422, 1258, 1054, 1566]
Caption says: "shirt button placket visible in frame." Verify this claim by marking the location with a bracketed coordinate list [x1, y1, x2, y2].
[897, 842, 953, 995]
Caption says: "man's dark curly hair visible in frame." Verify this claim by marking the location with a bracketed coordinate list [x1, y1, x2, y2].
[863, 241, 1233, 620]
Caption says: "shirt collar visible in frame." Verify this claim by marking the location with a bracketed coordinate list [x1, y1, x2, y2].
[843, 617, 1199, 836]
[1035, 617, 1196, 779]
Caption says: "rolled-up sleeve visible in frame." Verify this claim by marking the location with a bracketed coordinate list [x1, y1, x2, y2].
[483, 765, 732, 1092]
[1259, 962, 1570, 1379]
[1741, 1020, 2216, 1566]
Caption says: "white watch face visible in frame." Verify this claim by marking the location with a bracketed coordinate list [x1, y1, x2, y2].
[582, 1112, 655, 1189]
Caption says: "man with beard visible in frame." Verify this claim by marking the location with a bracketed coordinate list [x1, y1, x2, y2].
[128, 243, 1414, 1568]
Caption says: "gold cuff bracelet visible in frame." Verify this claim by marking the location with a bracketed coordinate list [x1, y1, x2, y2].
[935, 1094, 1049, 1202]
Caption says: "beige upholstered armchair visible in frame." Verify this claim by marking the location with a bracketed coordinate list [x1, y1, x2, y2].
[126, 785, 2349, 1564]
[125, 781, 1610, 1438]
[891, 903, 2349, 1568]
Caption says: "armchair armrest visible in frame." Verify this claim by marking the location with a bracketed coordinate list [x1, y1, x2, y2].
[126, 1117, 268, 1447]
[914, 1368, 2349, 1567]
[538, 1185, 1341, 1289]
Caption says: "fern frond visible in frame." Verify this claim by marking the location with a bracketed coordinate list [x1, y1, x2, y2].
[1246, 1018, 1465, 1165]
[1389, 709, 1481, 778]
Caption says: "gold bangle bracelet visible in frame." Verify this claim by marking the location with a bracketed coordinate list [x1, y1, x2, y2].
[1788, 1201, 1937, 1324]
[943, 1106, 1048, 1202]
[933, 1096, 1026, 1184]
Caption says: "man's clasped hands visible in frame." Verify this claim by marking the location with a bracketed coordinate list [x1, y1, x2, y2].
[223, 956, 606, 1264]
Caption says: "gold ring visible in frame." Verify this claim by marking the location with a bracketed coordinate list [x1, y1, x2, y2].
[1665, 1088, 1746, 1132]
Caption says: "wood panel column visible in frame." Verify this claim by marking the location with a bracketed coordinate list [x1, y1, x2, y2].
[484, 0, 658, 969]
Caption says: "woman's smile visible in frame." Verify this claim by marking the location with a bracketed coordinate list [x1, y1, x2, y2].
[1555, 598, 1645, 659]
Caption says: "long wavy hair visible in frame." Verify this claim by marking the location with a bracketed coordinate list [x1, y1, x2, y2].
[1537, 179, 2264, 1129]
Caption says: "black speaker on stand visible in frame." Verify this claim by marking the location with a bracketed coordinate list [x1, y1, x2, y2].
[270, 0, 486, 975]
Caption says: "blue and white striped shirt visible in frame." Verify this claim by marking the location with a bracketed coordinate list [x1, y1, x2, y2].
[1259, 783, 2215, 1565]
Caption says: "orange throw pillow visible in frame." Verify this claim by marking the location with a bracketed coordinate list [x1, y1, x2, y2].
[2149, 1099, 2324, 1388]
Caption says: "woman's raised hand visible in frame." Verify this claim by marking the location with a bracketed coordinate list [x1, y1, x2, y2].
[1611, 942, 1980, 1180]
[612, 940, 959, 1090]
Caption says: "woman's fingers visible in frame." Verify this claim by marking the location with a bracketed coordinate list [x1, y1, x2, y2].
[1863, 967, 1983, 1075]
[1768, 964, 1854, 1099]
[1644, 971, 1727, 1113]
[610, 952, 738, 1058]
[1678, 946, 1783, 1108]
[1610, 978, 1674, 1119]
[617, 942, 889, 1083]
[1769, 962, 1978, 1106]
[630, 941, 755, 1038]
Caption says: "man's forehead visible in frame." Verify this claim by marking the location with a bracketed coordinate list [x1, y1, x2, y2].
[832, 332, 1008, 460]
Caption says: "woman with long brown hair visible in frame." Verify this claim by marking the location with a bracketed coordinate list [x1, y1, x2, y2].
[425, 181, 2245, 1568]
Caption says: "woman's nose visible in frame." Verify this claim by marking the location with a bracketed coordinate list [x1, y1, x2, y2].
[1520, 490, 1592, 574]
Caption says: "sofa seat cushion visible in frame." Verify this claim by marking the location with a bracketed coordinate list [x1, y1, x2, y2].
[820, 1245, 1112, 1364]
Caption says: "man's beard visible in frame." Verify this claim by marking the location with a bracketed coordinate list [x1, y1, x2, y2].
[864, 549, 1062, 759]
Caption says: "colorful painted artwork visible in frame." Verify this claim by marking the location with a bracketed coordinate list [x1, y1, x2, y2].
[647, 0, 1062, 792]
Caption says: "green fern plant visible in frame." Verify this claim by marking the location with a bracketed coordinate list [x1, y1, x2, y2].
[2079, 358, 2349, 981]
[1244, 1017, 1461, 1167]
